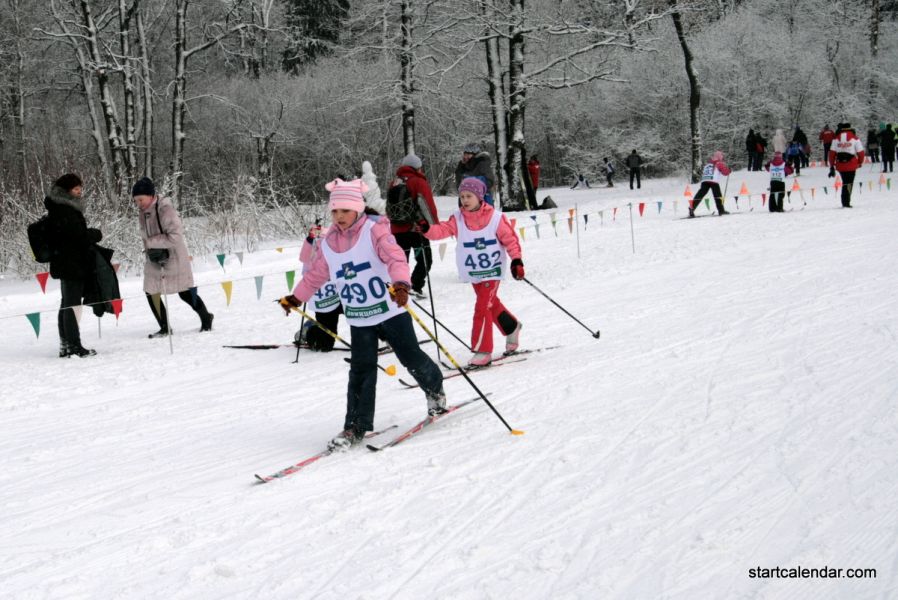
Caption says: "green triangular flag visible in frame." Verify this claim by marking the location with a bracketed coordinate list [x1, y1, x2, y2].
[704, 197, 710, 210]
[823, 186, 828, 195]
[255, 275, 264, 300]
[286, 270, 295, 292]
[26, 312, 40, 338]
[216, 254, 226, 269]
[887, 178, 891, 190]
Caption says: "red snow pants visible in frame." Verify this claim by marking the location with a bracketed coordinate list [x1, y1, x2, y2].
[470, 281, 518, 354]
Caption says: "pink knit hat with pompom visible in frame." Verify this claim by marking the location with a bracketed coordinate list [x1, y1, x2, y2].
[326, 178, 368, 213]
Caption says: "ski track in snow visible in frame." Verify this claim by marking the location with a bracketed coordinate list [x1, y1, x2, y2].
[2, 166, 898, 599]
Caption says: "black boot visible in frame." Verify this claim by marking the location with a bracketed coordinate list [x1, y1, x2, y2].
[148, 328, 170, 339]
[200, 313, 214, 332]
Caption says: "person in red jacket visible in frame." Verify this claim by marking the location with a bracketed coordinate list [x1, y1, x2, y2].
[389, 154, 440, 297]
[828, 123, 866, 208]
[819, 125, 835, 162]
[527, 155, 540, 190]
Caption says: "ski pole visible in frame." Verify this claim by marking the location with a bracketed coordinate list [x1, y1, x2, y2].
[522, 277, 600, 339]
[411, 299, 472, 351]
[161, 265, 173, 355]
[398, 293, 523, 436]
[281, 302, 397, 376]
[293, 301, 307, 364]
[416, 243, 441, 364]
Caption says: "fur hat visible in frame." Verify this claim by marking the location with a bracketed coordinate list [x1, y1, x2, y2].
[463, 143, 481, 154]
[54, 173, 83, 192]
[131, 176, 156, 197]
[326, 178, 368, 213]
[400, 154, 423, 170]
[458, 177, 486, 202]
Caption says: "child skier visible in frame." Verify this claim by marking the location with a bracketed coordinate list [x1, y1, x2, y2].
[420, 177, 525, 367]
[764, 151, 793, 213]
[295, 221, 342, 351]
[689, 151, 731, 217]
[279, 178, 446, 450]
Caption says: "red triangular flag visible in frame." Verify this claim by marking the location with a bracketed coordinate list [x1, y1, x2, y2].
[35, 272, 50, 294]
[638, 203, 645, 217]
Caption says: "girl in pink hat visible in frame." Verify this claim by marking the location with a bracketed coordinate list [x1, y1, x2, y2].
[279, 178, 446, 450]
[421, 177, 525, 367]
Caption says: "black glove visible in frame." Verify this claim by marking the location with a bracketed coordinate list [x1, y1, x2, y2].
[87, 228, 103, 243]
[510, 258, 525, 280]
[278, 294, 301, 315]
[828, 167, 836, 178]
[390, 282, 410, 307]
[416, 220, 430, 234]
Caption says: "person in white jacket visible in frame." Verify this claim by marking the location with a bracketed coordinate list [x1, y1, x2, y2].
[360, 161, 386, 214]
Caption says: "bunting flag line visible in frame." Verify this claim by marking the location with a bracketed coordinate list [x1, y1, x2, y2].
[657, 201, 663, 214]
[704, 198, 711, 210]
[792, 178, 801, 191]
[811, 188, 816, 199]
[221, 281, 234, 306]
[761, 193, 767, 207]
[254, 275, 264, 300]
[568, 208, 575, 219]
[684, 185, 693, 199]
[519, 227, 526, 241]
[739, 182, 749, 196]
[510, 218, 517, 229]
[73, 305, 83, 324]
[216, 254, 226, 269]
[286, 270, 295, 292]
[276, 247, 284, 253]
[236, 252, 244, 265]
[834, 177, 842, 190]
[613, 207, 618, 221]
[26, 312, 40, 338]
[823, 186, 829, 195]
[734, 196, 739, 209]
[638, 203, 645, 217]
[567, 216, 574, 233]
[550, 213, 558, 236]
[587, 213, 592, 228]
[35, 272, 49, 294]
[438, 243, 447, 261]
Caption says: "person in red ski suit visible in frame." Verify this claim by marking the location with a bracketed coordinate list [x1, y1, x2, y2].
[421, 177, 524, 367]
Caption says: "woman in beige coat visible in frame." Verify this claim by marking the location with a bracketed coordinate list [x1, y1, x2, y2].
[133, 177, 213, 337]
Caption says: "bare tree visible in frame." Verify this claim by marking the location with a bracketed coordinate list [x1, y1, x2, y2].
[670, 1, 703, 183]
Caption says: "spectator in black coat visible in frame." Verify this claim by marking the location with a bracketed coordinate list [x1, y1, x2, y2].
[745, 129, 757, 171]
[626, 150, 643, 189]
[44, 174, 102, 357]
[879, 124, 896, 173]
[867, 129, 881, 163]
[454, 143, 496, 205]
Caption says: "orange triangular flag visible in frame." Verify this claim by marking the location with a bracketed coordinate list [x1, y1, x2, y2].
[684, 185, 693, 199]
[834, 176, 842, 190]
[880, 173, 887, 185]
[739, 182, 749, 196]
[791, 178, 801, 191]
[35, 272, 50, 294]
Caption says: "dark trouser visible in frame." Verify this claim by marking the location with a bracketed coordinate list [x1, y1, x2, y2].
[58, 279, 85, 348]
[869, 148, 879, 162]
[788, 155, 801, 175]
[306, 306, 342, 351]
[346, 312, 443, 432]
[692, 182, 725, 214]
[747, 151, 756, 170]
[394, 231, 432, 293]
[769, 181, 785, 212]
[606, 173, 614, 187]
[146, 288, 210, 330]
[629, 169, 641, 189]
[753, 153, 764, 171]
[882, 148, 895, 173]
[801, 152, 809, 168]
[823, 143, 831, 161]
[840, 170, 856, 207]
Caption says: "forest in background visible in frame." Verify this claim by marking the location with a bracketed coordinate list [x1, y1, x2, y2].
[1, 0, 896, 274]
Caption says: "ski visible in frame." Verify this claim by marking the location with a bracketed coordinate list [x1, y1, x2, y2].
[254, 425, 397, 483]
[226, 340, 430, 355]
[367, 396, 485, 452]
[398, 346, 560, 388]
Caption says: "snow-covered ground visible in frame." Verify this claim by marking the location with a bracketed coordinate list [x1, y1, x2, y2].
[2, 165, 897, 599]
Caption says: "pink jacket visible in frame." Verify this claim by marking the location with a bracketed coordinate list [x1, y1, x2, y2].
[424, 201, 522, 260]
[291, 214, 410, 302]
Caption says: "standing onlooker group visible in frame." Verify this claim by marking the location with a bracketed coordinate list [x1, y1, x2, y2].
[454, 143, 495, 206]
[867, 129, 881, 163]
[745, 129, 768, 171]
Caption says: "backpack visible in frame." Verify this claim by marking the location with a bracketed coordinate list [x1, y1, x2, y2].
[27, 215, 54, 263]
[385, 178, 420, 224]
